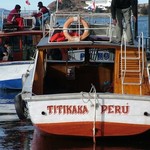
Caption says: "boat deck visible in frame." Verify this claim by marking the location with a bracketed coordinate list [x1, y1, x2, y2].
[37, 36, 137, 49]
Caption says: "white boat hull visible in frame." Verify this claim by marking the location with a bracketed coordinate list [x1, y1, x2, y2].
[0, 61, 33, 89]
[27, 93, 150, 137]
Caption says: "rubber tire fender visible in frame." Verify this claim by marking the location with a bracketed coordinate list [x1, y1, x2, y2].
[14, 93, 28, 120]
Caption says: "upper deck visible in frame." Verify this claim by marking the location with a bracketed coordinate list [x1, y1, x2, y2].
[35, 12, 141, 49]
[0, 10, 47, 36]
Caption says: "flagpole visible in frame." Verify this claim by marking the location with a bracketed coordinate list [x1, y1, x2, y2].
[92, 0, 96, 11]
[56, 0, 59, 12]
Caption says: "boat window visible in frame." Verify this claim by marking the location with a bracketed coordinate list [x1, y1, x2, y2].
[8, 36, 20, 52]
[68, 48, 114, 63]
[47, 48, 115, 63]
[68, 49, 85, 62]
[3, 35, 36, 61]
[22, 36, 36, 60]
[89, 48, 115, 63]
[47, 48, 63, 60]
[47, 48, 85, 62]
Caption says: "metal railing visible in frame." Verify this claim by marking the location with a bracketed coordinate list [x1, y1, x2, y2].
[47, 12, 116, 43]
[121, 32, 144, 95]
[0, 10, 50, 32]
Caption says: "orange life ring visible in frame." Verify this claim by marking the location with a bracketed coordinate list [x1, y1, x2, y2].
[63, 17, 89, 41]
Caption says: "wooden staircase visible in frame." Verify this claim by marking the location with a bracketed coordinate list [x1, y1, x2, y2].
[114, 46, 150, 95]
[114, 33, 150, 95]
[120, 48, 144, 95]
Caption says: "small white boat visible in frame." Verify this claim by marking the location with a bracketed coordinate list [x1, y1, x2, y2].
[0, 10, 46, 89]
[0, 61, 34, 89]
[15, 12, 150, 142]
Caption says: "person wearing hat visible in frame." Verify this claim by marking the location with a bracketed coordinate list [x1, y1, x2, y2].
[32, 2, 50, 30]
[7, 4, 24, 30]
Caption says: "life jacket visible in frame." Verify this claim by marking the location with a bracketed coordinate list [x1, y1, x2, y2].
[50, 31, 79, 42]
[50, 32, 66, 42]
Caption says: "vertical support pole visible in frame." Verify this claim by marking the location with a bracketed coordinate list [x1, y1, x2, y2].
[149, 0, 150, 51]
[56, 0, 59, 12]
[134, 0, 138, 40]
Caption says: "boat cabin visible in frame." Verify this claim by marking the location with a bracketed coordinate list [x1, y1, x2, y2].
[26, 13, 150, 96]
[32, 39, 149, 96]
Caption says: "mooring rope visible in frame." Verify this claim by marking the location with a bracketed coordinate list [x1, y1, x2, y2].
[81, 84, 97, 143]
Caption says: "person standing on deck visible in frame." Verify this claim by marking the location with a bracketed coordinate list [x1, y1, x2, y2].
[32, 1, 50, 30]
[111, 0, 137, 45]
[7, 4, 24, 30]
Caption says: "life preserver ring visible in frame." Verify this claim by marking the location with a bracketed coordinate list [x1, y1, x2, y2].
[14, 93, 28, 120]
[63, 17, 89, 41]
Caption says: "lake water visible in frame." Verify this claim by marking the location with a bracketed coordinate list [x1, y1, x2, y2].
[0, 16, 150, 150]
[138, 16, 148, 37]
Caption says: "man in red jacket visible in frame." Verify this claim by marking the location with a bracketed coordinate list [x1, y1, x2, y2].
[32, 1, 50, 30]
[7, 4, 24, 30]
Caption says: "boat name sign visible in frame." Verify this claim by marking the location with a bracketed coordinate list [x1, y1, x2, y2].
[47, 104, 129, 115]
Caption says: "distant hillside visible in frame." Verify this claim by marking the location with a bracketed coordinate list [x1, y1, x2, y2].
[47, 0, 149, 15]
[48, 0, 87, 12]
[0, 8, 10, 12]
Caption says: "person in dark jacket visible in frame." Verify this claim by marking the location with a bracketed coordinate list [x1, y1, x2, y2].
[32, 1, 50, 29]
[111, 0, 137, 45]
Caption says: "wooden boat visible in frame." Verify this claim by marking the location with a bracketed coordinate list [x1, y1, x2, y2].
[0, 10, 46, 89]
[15, 12, 150, 141]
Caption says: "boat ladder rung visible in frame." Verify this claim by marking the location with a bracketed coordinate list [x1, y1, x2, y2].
[121, 57, 140, 60]
[122, 82, 142, 85]
[122, 70, 140, 73]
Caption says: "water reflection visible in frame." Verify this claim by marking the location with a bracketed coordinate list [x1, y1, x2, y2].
[31, 129, 150, 150]
[32, 130, 94, 150]
[0, 120, 33, 150]
[1, 118, 150, 149]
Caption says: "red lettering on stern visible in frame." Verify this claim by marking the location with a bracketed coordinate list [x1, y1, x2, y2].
[47, 105, 89, 115]
[47, 103, 129, 115]
[101, 103, 129, 114]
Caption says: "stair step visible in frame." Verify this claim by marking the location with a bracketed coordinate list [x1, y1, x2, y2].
[122, 70, 140, 72]
[122, 82, 142, 85]
[121, 57, 141, 60]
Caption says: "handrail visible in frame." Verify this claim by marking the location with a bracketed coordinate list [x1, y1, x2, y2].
[21, 49, 39, 96]
[121, 30, 127, 94]
[138, 32, 144, 91]
[47, 12, 115, 43]
[121, 31, 145, 95]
